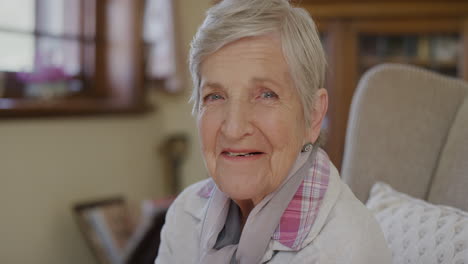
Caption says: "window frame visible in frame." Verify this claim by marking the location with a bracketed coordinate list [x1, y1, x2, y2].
[0, 0, 150, 117]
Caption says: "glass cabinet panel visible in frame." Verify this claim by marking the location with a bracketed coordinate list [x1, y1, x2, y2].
[359, 34, 461, 77]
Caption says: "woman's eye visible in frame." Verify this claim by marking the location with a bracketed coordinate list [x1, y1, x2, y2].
[261, 91, 278, 99]
[203, 93, 224, 102]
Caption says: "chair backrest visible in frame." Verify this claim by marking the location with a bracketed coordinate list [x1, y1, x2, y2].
[341, 63, 468, 211]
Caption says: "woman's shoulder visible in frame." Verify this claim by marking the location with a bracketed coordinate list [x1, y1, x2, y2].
[156, 179, 213, 263]
[177, 178, 213, 200]
[328, 181, 382, 234]
[267, 168, 391, 263]
[169, 178, 214, 220]
[306, 160, 381, 239]
[309, 178, 392, 263]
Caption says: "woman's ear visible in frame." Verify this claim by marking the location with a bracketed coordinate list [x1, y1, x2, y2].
[307, 88, 328, 143]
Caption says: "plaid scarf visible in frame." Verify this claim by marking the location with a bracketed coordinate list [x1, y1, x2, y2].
[197, 148, 330, 263]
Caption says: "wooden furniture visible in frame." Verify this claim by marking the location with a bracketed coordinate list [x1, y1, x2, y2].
[298, 0, 468, 171]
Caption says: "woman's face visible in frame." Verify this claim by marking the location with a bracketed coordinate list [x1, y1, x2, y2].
[198, 35, 309, 205]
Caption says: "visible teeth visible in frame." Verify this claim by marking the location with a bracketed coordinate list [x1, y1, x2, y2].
[226, 152, 254, 157]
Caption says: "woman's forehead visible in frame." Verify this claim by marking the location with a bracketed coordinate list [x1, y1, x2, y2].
[200, 35, 293, 88]
[208, 35, 283, 63]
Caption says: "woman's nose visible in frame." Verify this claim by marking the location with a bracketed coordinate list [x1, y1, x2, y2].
[220, 101, 254, 140]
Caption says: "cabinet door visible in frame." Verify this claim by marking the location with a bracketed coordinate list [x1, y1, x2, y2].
[355, 19, 464, 79]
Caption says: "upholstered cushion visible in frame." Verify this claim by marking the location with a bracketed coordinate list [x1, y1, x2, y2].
[342, 64, 468, 204]
[428, 98, 468, 212]
[366, 182, 468, 264]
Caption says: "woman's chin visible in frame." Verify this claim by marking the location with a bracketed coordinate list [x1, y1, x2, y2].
[217, 181, 269, 205]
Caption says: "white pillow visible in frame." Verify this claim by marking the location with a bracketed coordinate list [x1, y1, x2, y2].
[366, 182, 468, 264]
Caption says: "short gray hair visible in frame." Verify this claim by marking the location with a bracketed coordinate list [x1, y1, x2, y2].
[189, 0, 327, 143]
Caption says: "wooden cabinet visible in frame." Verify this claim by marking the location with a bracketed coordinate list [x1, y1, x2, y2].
[299, 1, 468, 171]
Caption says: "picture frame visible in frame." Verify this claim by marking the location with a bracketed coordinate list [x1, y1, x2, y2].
[73, 197, 135, 264]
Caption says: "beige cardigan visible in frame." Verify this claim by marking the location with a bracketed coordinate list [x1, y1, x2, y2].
[155, 161, 391, 264]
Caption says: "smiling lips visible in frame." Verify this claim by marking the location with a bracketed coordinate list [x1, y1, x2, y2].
[221, 149, 265, 160]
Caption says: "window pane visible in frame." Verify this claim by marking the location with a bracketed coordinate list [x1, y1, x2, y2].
[35, 37, 81, 76]
[37, 0, 65, 35]
[0, 32, 35, 72]
[0, 0, 35, 32]
[2, 37, 87, 99]
[37, 0, 82, 37]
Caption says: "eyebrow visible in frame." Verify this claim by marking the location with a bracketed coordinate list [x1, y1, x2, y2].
[251, 77, 282, 89]
[200, 77, 284, 93]
[201, 81, 223, 92]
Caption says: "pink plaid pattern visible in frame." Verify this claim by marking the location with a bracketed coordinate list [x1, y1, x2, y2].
[197, 149, 330, 250]
[272, 148, 330, 249]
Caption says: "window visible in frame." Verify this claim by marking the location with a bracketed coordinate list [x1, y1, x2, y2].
[0, 0, 147, 117]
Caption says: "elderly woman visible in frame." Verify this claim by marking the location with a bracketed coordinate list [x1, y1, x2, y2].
[155, 0, 391, 263]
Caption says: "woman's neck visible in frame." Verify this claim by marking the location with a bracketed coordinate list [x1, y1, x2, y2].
[233, 199, 255, 229]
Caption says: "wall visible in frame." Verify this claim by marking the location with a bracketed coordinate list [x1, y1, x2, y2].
[0, 0, 211, 263]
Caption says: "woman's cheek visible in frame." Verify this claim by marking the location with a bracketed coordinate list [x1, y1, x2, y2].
[198, 106, 223, 150]
[260, 107, 305, 154]
[198, 113, 216, 176]
[253, 106, 290, 134]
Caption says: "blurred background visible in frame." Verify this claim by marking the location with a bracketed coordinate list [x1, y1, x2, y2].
[0, 0, 466, 263]
[0, 0, 210, 263]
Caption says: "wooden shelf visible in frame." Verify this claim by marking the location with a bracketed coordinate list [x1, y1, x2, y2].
[360, 56, 458, 69]
[0, 97, 152, 117]
[301, 2, 468, 19]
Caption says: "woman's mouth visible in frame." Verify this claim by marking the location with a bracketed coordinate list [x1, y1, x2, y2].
[223, 151, 263, 157]
[220, 149, 265, 160]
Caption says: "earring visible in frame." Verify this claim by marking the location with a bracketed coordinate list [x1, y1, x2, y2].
[301, 142, 313, 153]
